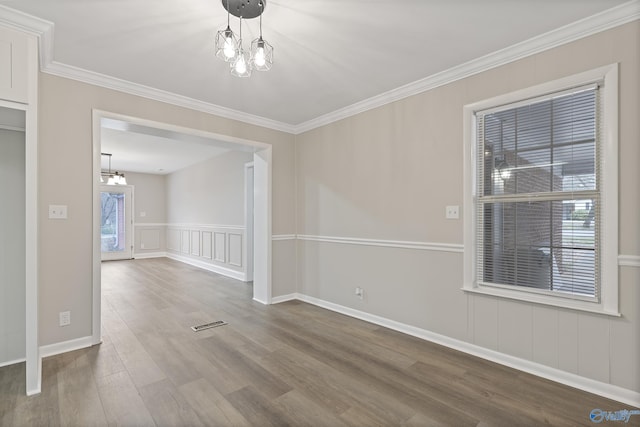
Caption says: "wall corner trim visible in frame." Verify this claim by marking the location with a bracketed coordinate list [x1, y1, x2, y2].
[276, 293, 640, 407]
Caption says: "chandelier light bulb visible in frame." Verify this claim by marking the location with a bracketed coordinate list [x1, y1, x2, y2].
[223, 30, 236, 59]
[254, 45, 266, 67]
[235, 54, 247, 74]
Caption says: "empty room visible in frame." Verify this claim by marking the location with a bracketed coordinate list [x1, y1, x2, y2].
[0, 0, 639, 425]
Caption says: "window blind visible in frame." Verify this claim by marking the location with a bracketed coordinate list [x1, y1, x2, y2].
[475, 84, 601, 300]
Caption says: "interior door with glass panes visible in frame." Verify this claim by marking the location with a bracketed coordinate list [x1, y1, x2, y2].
[100, 185, 133, 261]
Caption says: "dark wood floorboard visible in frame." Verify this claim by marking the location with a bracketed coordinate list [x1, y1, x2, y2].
[0, 257, 636, 426]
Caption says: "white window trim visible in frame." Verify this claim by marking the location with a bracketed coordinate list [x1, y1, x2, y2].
[463, 64, 619, 316]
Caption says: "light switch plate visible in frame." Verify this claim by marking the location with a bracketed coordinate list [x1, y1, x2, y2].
[446, 205, 460, 219]
[59, 311, 70, 326]
[49, 205, 68, 219]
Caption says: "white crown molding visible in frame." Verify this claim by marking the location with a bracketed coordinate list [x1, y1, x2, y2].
[0, 5, 54, 67]
[288, 293, 640, 407]
[43, 61, 297, 134]
[1, 2, 638, 134]
[297, 234, 464, 253]
[293, 0, 640, 134]
[0, 5, 52, 37]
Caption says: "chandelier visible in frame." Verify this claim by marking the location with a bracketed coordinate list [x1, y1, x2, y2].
[101, 153, 127, 185]
[215, 0, 273, 78]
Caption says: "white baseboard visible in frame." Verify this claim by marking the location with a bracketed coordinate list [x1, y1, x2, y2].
[0, 357, 26, 368]
[166, 252, 246, 281]
[271, 293, 298, 304]
[133, 251, 167, 259]
[39, 336, 94, 359]
[284, 293, 640, 408]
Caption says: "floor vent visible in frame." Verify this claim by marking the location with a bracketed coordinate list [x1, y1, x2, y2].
[191, 320, 228, 332]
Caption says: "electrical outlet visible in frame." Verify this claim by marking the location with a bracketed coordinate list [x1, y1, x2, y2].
[446, 205, 460, 219]
[355, 287, 364, 300]
[59, 311, 71, 327]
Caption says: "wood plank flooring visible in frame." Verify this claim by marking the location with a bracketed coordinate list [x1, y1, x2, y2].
[1, 258, 636, 426]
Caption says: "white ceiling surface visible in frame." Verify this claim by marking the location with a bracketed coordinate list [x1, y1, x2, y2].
[100, 118, 254, 175]
[0, 0, 630, 127]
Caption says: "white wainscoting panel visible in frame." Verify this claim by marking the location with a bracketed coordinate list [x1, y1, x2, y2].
[180, 230, 190, 254]
[214, 232, 226, 263]
[228, 233, 243, 267]
[140, 229, 160, 250]
[165, 224, 246, 281]
[202, 231, 213, 259]
[167, 229, 180, 251]
[191, 230, 200, 256]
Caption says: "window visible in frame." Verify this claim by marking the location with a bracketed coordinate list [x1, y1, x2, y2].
[463, 65, 619, 315]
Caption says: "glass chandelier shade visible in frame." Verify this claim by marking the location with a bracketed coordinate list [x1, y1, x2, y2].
[250, 37, 273, 71]
[231, 44, 251, 77]
[230, 17, 251, 78]
[215, 26, 239, 62]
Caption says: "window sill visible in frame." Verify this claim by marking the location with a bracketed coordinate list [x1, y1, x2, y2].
[462, 285, 621, 317]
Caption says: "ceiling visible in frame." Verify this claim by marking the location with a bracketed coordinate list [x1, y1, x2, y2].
[1, 1, 632, 175]
[100, 118, 255, 174]
[0, 0, 631, 129]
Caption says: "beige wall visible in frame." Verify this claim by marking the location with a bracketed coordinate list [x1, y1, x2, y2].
[124, 172, 166, 224]
[166, 150, 252, 225]
[122, 171, 167, 255]
[295, 22, 640, 393]
[0, 129, 25, 364]
[38, 73, 296, 346]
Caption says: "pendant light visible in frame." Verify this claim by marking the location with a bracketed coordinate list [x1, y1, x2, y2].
[215, 0, 239, 62]
[250, 2, 273, 71]
[231, 17, 251, 78]
[216, 0, 272, 78]
[101, 153, 128, 185]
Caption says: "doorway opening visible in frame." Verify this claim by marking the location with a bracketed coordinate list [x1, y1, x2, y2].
[0, 99, 38, 395]
[91, 110, 272, 345]
[0, 107, 26, 369]
[100, 185, 133, 261]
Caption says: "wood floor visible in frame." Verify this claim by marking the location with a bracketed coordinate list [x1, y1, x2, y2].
[0, 258, 635, 426]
